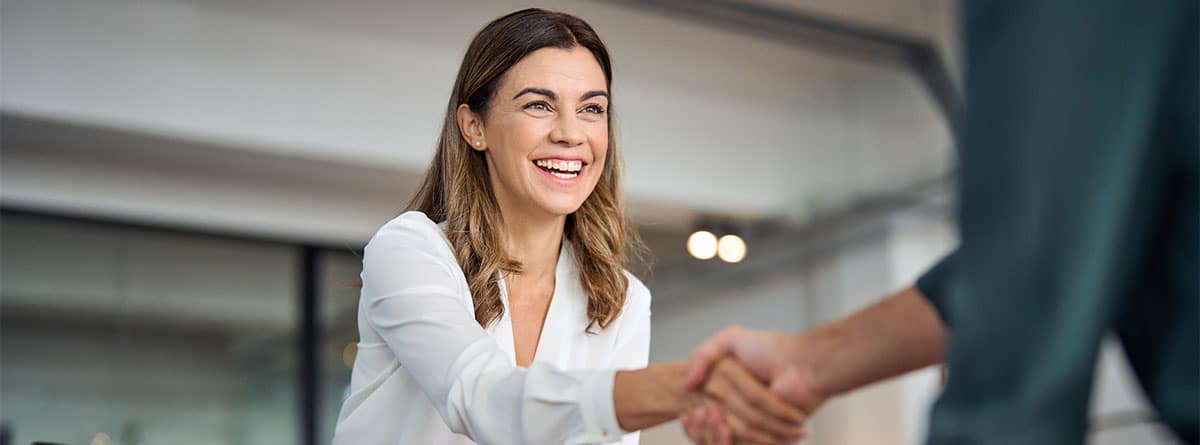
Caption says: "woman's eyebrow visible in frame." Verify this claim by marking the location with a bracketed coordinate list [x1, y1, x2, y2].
[580, 90, 609, 101]
[512, 88, 609, 102]
[513, 87, 556, 100]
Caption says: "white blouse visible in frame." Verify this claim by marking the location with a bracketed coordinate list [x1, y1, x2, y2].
[332, 212, 651, 445]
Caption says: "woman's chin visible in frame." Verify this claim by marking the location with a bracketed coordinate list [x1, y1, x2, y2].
[535, 198, 587, 217]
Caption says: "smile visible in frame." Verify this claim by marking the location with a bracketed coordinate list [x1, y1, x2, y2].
[533, 159, 584, 179]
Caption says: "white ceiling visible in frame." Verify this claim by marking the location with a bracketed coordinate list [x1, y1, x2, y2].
[1, 0, 954, 243]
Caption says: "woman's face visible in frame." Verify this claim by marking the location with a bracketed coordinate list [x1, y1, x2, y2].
[460, 46, 610, 220]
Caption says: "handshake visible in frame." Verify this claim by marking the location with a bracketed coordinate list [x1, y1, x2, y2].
[675, 327, 823, 445]
[659, 286, 947, 444]
[615, 286, 945, 444]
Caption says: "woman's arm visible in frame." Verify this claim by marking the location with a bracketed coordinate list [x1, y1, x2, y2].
[613, 363, 687, 429]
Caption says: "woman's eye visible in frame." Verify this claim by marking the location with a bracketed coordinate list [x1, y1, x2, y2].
[581, 104, 606, 115]
[525, 102, 551, 112]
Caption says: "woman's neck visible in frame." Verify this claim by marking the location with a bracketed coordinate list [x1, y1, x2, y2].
[500, 208, 566, 285]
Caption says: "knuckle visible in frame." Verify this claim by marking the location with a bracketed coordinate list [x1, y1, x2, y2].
[719, 326, 741, 340]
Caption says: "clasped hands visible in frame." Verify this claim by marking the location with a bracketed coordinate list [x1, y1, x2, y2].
[679, 327, 826, 445]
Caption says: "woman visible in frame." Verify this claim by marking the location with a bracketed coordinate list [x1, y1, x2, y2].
[332, 8, 805, 445]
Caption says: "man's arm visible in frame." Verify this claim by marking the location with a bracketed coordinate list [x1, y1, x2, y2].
[686, 284, 948, 409]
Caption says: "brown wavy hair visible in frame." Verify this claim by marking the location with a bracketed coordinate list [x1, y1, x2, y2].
[408, 8, 647, 332]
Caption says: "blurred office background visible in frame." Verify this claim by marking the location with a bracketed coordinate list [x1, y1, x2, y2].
[0, 1, 1176, 444]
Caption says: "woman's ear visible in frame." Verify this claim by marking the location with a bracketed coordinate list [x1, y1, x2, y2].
[456, 104, 487, 152]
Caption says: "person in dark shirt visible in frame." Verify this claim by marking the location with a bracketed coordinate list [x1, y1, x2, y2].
[682, 1, 1197, 444]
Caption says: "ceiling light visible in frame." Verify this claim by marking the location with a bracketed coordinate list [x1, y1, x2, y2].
[687, 230, 718, 260]
[717, 234, 746, 263]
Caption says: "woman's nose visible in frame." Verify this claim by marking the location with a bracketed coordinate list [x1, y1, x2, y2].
[549, 114, 586, 147]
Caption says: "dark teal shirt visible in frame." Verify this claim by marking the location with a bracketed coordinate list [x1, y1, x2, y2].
[916, 1, 1197, 444]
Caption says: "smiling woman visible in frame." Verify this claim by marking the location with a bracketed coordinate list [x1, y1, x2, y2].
[330, 8, 807, 445]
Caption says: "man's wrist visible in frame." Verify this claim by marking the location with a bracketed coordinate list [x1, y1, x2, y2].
[788, 327, 843, 398]
[786, 286, 945, 400]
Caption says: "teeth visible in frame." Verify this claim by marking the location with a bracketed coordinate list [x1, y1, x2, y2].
[550, 171, 578, 179]
[535, 159, 583, 172]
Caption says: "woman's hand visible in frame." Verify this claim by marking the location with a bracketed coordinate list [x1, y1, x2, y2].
[681, 403, 731, 445]
[679, 357, 808, 444]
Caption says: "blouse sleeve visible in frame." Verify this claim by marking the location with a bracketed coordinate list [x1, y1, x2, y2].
[361, 213, 625, 445]
[605, 273, 652, 444]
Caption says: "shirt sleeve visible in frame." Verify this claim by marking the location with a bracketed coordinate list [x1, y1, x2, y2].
[607, 273, 653, 444]
[914, 249, 958, 327]
[361, 213, 624, 445]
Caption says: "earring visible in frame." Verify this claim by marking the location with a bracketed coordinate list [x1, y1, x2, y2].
[474, 141, 482, 147]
